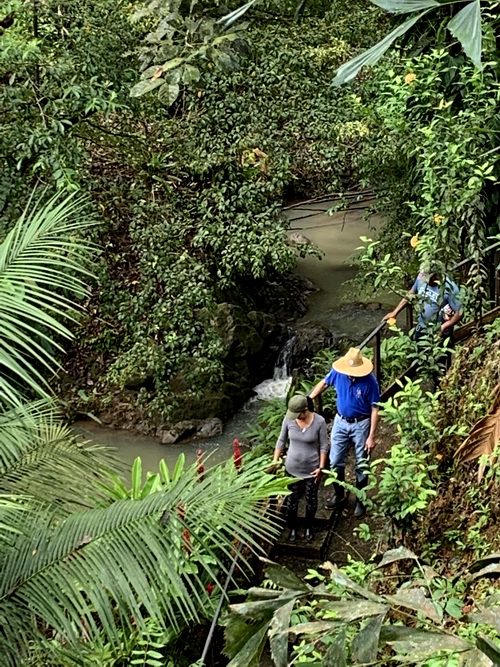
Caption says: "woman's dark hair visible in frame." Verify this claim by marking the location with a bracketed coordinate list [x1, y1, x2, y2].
[306, 395, 314, 412]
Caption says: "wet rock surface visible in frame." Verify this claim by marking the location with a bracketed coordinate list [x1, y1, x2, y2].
[156, 418, 223, 445]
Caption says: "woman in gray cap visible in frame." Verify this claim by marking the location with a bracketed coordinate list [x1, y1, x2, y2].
[273, 394, 329, 543]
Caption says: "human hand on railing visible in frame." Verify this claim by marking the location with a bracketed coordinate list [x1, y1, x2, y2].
[382, 310, 397, 322]
[364, 435, 376, 453]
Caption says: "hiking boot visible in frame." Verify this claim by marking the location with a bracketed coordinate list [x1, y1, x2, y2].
[353, 500, 366, 518]
[354, 476, 368, 518]
[325, 489, 344, 510]
[287, 528, 297, 543]
[305, 527, 313, 542]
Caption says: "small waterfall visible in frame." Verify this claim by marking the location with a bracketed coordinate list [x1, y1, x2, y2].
[252, 335, 295, 400]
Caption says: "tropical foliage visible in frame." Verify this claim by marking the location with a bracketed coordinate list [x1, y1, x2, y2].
[0, 450, 288, 666]
[332, 0, 490, 86]
[0, 195, 289, 665]
[224, 549, 500, 666]
[1, 0, 388, 428]
[0, 193, 95, 408]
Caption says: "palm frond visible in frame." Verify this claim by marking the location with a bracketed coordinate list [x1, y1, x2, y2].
[0, 190, 97, 407]
[0, 456, 288, 665]
[0, 401, 120, 511]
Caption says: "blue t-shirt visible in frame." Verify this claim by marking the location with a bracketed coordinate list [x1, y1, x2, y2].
[411, 276, 462, 330]
[324, 369, 380, 418]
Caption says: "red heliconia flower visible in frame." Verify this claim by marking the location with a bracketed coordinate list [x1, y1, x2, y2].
[233, 438, 242, 470]
[196, 449, 205, 480]
[177, 504, 191, 552]
[205, 583, 214, 595]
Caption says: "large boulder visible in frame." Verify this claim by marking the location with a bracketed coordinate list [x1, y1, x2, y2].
[214, 303, 287, 386]
[288, 322, 335, 376]
[156, 417, 223, 444]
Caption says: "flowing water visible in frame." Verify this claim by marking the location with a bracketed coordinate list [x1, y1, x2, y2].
[76, 198, 391, 475]
[288, 199, 389, 337]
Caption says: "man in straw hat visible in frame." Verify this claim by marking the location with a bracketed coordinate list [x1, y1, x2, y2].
[309, 348, 380, 518]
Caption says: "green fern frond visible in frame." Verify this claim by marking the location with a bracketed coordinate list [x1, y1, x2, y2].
[0, 456, 288, 665]
[0, 401, 119, 511]
[0, 191, 96, 407]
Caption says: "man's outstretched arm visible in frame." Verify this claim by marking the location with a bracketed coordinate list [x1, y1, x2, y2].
[383, 288, 416, 321]
[309, 379, 327, 400]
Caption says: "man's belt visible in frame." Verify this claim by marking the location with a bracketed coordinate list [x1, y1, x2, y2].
[338, 413, 370, 423]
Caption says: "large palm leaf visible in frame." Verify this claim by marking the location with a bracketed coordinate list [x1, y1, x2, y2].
[0, 191, 95, 407]
[0, 455, 288, 666]
[0, 400, 119, 512]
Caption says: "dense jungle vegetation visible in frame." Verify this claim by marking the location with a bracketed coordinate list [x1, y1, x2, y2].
[2, 0, 500, 665]
[1, 0, 388, 430]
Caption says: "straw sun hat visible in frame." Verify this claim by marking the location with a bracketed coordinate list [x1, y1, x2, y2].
[332, 347, 373, 377]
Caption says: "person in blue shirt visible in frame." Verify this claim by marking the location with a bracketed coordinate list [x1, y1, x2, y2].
[309, 348, 380, 518]
[384, 268, 463, 340]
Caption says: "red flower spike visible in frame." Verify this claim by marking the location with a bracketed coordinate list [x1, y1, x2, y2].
[182, 527, 191, 554]
[196, 449, 205, 481]
[205, 583, 214, 595]
[233, 438, 242, 470]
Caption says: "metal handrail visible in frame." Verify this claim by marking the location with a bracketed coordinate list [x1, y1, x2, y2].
[358, 239, 500, 357]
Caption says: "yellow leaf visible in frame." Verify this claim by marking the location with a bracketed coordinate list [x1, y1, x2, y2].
[410, 235, 419, 249]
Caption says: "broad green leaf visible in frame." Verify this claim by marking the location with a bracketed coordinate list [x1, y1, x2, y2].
[288, 621, 340, 635]
[226, 624, 269, 667]
[140, 474, 161, 499]
[182, 64, 201, 84]
[327, 564, 384, 602]
[230, 593, 302, 620]
[159, 459, 170, 485]
[469, 552, 500, 573]
[375, 546, 420, 568]
[323, 629, 347, 667]
[131, 457, 143, 499]
[333, 10, 430, 86]
[217, 0, 257, 27]
[158, 83, 180, 106]
[370, 0, 438, 12]
[463, 648, 495, 667]
[320, 600, 389, 623]
[269, 598, 295, 667]
[476, 634, 500, 664]
[172, 453, 186, 481]
[224, 611, 272, 659]
[380, 625, 471, 658]
[387, 587, 441, 623]
[246, 587, 283, 599]
[160, 57, 184, 72]
[130, 78, 164, 97]
[466, 607, 500, 634]
[470, 563, 500, 580]
[140, 65, 163, 80]
[447, 1, 482, 70]
[165, 67, 183, 85]
[351, 613, 386, 664]
[263, 559, 310, 592]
